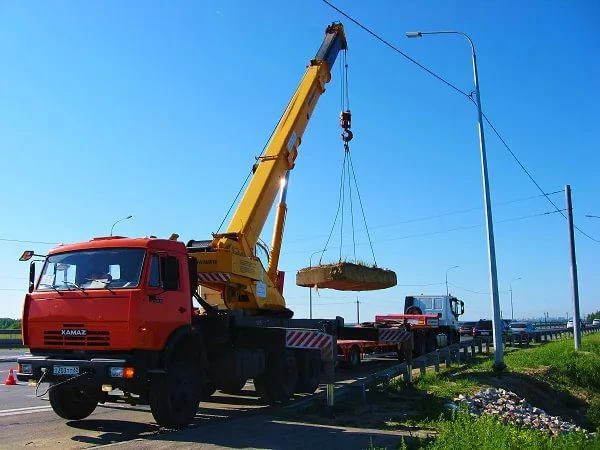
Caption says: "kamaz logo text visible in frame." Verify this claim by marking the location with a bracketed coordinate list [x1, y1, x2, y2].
[61, 329, 87, 336]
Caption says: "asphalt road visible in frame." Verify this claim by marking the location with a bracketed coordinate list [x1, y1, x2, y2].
[0, 355, 407, 449]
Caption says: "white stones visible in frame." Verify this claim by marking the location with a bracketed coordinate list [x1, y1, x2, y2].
[454, 387, 590, 438]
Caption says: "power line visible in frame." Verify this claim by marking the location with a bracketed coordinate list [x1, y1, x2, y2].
[376, 209, 565, 244]
[284, 207, 565, 257]
[320, 0, 599, 244]
[320, 0, 470, 100]
[0, 238, 59, 245]
[448, 282, 509, 296]
[285, 190, 563, 245]
[478, 109, 600, 244]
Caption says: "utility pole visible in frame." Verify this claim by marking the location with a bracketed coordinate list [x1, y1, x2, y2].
[356, 297, 360, 324]
[566, 185, 582, 350]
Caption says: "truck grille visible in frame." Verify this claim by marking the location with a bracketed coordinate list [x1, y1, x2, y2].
[44, 327, 111, 347]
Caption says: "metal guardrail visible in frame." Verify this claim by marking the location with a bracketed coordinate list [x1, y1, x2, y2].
[0, 329, 23, 348]
[288, 325, 600, 410]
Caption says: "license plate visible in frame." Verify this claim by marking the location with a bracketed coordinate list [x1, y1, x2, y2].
[53, 366, 79, 376]
[480, 331, 490, 335]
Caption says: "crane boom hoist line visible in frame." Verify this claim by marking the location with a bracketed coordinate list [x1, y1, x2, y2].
[192, 23, 348, 316]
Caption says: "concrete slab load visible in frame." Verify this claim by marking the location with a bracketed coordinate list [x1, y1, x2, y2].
[296, 262, 397, 291]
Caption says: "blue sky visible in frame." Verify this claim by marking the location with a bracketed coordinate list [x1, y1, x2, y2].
[0, 1, 598, 322]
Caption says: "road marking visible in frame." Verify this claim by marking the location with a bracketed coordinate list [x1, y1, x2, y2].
[0, 405, 52, 417]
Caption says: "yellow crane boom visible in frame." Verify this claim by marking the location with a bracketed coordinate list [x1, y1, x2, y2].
[193, 23, 347, 315]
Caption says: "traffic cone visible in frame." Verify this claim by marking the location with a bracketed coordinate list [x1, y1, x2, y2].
[4, 367, 17, 385]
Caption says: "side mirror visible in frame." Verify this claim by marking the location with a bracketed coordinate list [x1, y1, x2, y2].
[20, 250, 35, 262]
[28, 262, 35, 293]
[161, 256, 180, 291]
[460, 301, 465, 315]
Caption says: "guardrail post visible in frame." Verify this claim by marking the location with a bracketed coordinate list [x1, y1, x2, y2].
[443, 348, 452, 368]
[326, 383, 335, 408]
[484, 339, 490, 354]
[404, 364, 413, 383]
[477, 339, 482, 354]
[433, 351, 440, 372]
[417, 360, 426, 376]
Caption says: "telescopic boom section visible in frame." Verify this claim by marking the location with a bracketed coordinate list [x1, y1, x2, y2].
[213, 23, 347, 256]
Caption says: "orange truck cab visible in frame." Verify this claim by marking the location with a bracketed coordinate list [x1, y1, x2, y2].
[17, 236, 339, 428]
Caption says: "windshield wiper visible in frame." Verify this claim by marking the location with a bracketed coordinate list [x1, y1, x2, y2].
[94, 279, 116, 294]
[62, 281, 86, 293]
[38, 283, 62, 294]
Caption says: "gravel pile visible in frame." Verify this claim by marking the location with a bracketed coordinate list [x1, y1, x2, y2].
[454, 387, 589, 437]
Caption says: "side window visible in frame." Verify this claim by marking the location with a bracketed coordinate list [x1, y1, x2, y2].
[149, 255, 161, 287]
[109, 264, 121, 281]
[434, 298, 443, 309]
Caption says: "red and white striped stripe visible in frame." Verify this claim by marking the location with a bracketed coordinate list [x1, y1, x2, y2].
[197, 272, 230, 283]
[378, 328, 411, 343]
[286, 329, 334, 361]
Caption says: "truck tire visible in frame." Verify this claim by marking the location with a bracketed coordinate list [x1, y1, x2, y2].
[49, 384, 98, 420]
[253, 350, 298, 403]
[219, 378, 247, 394]
[150, 361, 201, 429]
[413, 334, 426, 357]
[295, 350, 320, 394]
[348, 345, 361, 369]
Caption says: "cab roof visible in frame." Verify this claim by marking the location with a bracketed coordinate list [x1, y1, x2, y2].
[48, 236, 186, 255]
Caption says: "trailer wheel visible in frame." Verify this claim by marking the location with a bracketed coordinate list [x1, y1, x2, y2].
[150, 361, 201, 429]
[253, 350, 298, 403]
[219, 378, 248, 394]
[348, 345, 361, 368]
[49, 384, 98, 420]
[413, 334, 426, 357]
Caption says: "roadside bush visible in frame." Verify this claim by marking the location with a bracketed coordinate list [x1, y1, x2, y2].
[587, 398, 600, 431]
[427, 410, 598, 450]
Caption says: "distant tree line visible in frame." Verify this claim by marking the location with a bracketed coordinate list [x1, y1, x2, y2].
[0, 318, 21, 329]
[587, 311, 600, 322]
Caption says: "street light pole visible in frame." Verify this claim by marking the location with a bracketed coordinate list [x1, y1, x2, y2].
[406, 30, 504, 370]
[445, 265, 459, 296]
[308, 250, 323, 319]
[509, 277, 522, 320]
[110, 215, 133, 236]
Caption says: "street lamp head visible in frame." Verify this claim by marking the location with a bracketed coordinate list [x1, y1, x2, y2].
[126, 215, 133, 219]
[405, 31, 422, 38]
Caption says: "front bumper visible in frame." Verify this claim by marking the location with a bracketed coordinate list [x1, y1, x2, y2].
[16, 355, 130, 386]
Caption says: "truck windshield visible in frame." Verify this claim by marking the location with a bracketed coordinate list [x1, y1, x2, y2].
[37, 248, 146, 291]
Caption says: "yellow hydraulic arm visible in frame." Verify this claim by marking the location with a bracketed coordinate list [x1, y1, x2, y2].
[196, 23, 347, 314]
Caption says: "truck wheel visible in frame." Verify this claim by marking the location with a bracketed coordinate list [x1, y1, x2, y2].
[219, 378, 247, 394]
[413, 334, 426, 357]
[253, 350, 298, 403]
[49, 384, 98, 420]
[348, 345, 361, 369]
[295, 350, 320, 394]
[150, 361, 201, 429]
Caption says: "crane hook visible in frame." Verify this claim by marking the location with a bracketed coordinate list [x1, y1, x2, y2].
[340, 110, 353, 143]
